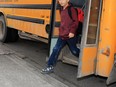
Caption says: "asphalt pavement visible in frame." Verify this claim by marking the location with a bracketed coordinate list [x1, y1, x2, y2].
[0, 38, 116, 87]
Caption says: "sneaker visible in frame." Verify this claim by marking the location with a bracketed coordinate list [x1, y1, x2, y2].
[41, 66, 54, 74]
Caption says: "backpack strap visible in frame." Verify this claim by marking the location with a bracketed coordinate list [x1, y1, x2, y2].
[68, 6, 73, 20]
[68, 6, 78, 21]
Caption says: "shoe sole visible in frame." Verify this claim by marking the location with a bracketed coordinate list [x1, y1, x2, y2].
[41, 70, 54, 74]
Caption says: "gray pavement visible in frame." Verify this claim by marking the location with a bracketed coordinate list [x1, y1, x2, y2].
[0, 44, 68, 87]
[0, 39, 116, 87]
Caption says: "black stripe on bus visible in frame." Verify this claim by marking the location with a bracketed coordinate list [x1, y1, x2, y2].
[0, 4, 60, 9]
[7, 15, 44, 24]
[0, 4, 82, 9]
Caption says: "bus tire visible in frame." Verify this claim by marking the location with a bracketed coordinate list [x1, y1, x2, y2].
[0, 14, 19, 43]
[0, 14, 10, 43]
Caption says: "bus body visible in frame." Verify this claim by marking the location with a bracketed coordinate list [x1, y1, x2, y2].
[0, 0, 116, 85]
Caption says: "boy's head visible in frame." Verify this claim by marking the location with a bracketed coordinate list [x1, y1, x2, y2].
[58, 0, 70, 7]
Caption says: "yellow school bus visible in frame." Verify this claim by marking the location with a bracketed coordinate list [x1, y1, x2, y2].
[0, 0, 116, 85]
[0, 0, 60, 43]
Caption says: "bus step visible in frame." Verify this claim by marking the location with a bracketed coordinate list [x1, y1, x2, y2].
[62, 53, 79, 66]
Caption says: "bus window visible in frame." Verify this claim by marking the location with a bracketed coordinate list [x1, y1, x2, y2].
[86, 0, 101, 44]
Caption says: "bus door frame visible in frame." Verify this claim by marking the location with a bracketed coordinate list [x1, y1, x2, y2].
[77, 0, 103, 78]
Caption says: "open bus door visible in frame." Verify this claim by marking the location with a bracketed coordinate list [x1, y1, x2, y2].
[49, 0, 102, 78]
[48, 0, 101, 78]
[51, 0, 102, 78]
[77, 0, 102, 78]
[96, 0, 116, 85]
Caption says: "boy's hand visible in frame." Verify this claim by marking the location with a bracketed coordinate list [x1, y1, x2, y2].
[69, 33, 74, 38]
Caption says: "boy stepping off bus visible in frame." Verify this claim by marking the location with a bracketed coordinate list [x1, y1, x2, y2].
[41, 0, 80, 74]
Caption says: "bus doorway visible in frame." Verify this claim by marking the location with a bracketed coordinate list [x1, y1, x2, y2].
[49, 0, 102, 80]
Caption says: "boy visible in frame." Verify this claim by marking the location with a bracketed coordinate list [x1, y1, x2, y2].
[41, 0, 80, 74]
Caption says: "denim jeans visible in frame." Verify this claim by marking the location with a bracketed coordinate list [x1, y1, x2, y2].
[47, 37, 80, 66]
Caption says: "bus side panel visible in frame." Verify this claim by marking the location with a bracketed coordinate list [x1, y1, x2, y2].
[8, 9, 51, 38]
[7, 18, 48, 38]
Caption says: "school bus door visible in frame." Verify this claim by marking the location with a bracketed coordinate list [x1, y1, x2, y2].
[96, 0, 116, 85]
[49, 0, 102, 79]
[77, 0, 102, 78]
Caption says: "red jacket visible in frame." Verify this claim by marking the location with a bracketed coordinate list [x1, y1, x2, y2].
[59, 5, 79, 40]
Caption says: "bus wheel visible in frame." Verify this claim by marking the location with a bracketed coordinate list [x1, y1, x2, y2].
[0, 14, 19, 43]
[0, 14, 10, 43]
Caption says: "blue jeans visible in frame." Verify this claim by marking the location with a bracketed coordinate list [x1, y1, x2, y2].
[47, 37, 80, 66]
